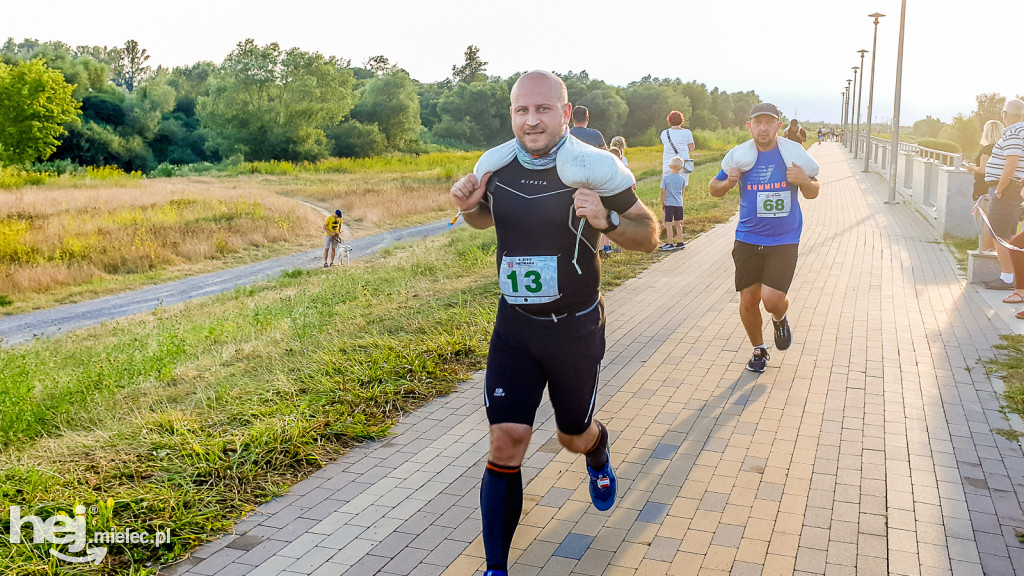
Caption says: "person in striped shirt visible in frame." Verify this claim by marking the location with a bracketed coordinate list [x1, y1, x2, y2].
[983, 99, 1024, 290]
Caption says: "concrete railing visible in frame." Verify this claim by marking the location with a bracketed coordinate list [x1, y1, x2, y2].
[844, 132, 974, 239]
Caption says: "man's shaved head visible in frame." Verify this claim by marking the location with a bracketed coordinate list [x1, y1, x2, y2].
[510, 70, 568, 107]
[1004, 98, 1024, 117]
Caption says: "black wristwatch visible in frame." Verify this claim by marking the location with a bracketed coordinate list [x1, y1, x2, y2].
[597, 210, 620, 233]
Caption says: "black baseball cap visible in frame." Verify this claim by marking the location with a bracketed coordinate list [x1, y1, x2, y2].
[750, 102, 781, 119]
[335, 209, 342, 217]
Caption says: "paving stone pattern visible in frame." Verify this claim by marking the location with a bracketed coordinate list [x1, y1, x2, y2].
[162, 144, 1024, 576]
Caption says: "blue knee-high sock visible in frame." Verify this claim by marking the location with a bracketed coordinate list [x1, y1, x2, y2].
[585, 420, 609, 470]
[481, 461, 522, 571]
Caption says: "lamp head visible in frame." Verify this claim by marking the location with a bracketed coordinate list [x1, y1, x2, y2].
[868, 12, 885, 23]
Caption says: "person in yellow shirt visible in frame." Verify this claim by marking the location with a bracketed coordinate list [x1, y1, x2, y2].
[323, 209, 343, 267]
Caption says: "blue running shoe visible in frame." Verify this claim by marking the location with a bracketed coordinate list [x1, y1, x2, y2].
[483, 570, 507, 576]
[587, 448, 617, 511]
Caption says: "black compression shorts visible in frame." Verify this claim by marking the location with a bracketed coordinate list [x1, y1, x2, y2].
[484, 296, 605, 436]
[732, 240, 799, 293]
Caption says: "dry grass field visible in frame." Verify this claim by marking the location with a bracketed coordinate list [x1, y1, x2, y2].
[0, 155, 477, 314]
[0, 178, 325, 313]
[0, 144, 735, 315]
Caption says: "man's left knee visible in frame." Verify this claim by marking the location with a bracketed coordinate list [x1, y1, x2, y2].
[557, 425, 596, 454]
[761, 290, 788, 312]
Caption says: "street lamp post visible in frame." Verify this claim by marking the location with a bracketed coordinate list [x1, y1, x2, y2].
[886, 0, 907, 204]
[864, 13, 886, 172]
[844, 79, 851, 141]
[854, 49, 868, 159]
[849, 67, 859, 151]
[840, 92, 845, 139]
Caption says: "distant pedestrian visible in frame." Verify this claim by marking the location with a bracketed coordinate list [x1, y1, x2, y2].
[965, 119, 1005, 253]
[661, 110, 695, 175]
[659, 156, 687, 251]
[322, 209, 343, 267]
[569, 106, 607, 148]
[784, 119, 807, 143]
[610, 136, 629, 167]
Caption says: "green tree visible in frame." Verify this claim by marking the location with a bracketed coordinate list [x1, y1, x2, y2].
[576, 86, 628, 140]
[0, 58, 81, 165]
[363, 55, 396, 76]
[326, 120, 388, 158]
[432, 80, 510, 148]
[709, 88, 734, 129]
[111, 39, 151, 92]
[2, 38, 111, 99]
[350, 70, 421, 149]
[622, 80, 691, 141]
[451, 45, 487, 85]
[123, 72, 175, 140]
[941, 113, 981, 157]
[417, 81, 449, 130]
[975, 93, 1005, 125]
[729, 91, 760, 127]
[676, 81, 712, 128]
[166, 61, 215, 116]
[197, 39, 356, 161]
[912, 116, 945, 138]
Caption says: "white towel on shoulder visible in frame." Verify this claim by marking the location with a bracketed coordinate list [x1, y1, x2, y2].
[721, 137, 820, 178]
[473, 135, 636, 197]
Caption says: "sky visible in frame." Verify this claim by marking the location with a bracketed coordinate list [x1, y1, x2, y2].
[4, 0, 1018, 126]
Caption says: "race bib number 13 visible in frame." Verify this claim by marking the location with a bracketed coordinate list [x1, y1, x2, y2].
[499, 255, 560, 304]
[757, 190, 791, 218]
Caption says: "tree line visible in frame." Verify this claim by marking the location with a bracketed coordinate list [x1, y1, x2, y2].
[0, 38, 763, 172]
[907, 93, 1017, 156]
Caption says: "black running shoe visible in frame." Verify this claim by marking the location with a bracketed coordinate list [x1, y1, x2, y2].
[773, 317, 792, 350]
[746, 347, 769, 372]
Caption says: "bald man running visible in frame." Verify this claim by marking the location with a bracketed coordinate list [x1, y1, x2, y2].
[450, 70, 658, 576]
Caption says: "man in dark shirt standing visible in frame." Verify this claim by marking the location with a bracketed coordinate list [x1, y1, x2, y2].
[569, 105, 607, 148]
[450, 71, 658, 576]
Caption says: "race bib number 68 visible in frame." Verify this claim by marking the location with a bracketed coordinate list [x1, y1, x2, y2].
[499, 255, 560, 304]
[757, 190, 791, 218]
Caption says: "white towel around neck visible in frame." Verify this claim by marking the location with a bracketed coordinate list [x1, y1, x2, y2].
[720, 137, 820, 178]
[473, 135, 636, 197]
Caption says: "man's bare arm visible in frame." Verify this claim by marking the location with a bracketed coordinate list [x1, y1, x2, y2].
[574, 189, 659, 253]
[606, 201, 659, 253]
[709, 168, 740, 198]
[451, 173, 495, 230]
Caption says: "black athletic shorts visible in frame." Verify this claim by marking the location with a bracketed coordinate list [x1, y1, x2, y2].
[663, 205, 684, 222]
[732, 240, 799, 293]
[484, 295, 605, 436]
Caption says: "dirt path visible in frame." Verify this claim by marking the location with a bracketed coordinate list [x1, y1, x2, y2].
[0, 219, 458, 346]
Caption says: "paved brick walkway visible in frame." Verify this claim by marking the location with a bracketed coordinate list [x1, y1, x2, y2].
[164, 143, 1024, 576]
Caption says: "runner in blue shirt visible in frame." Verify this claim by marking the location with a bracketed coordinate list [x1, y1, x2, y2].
[709, 103, 820, 372]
